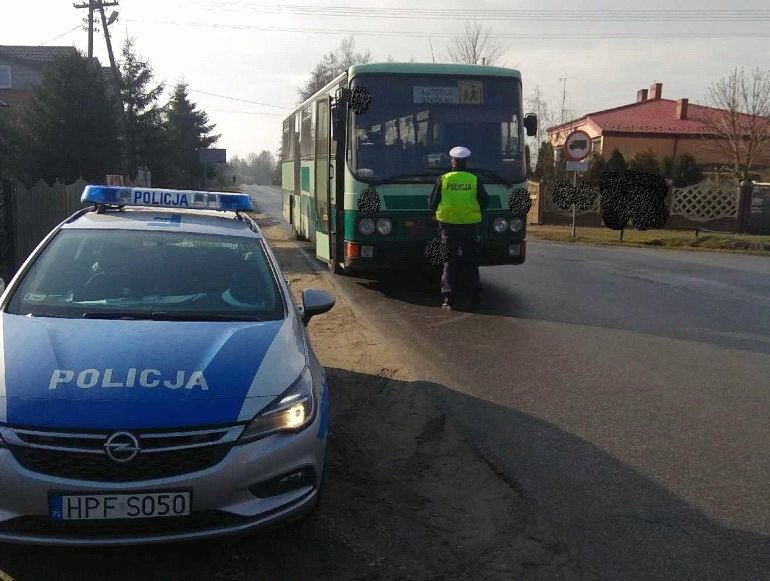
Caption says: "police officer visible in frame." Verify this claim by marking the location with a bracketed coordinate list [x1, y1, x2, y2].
[429, 146, 488, 311]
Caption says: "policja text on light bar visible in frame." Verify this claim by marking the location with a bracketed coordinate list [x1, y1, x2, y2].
[81, 185, 254, 212]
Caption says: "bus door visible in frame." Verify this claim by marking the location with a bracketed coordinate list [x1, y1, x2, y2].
[292, 114, 301, 234]
[314, 96, 333, 261]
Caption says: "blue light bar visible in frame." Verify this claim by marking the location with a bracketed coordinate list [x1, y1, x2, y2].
[81, 186, 254, 212]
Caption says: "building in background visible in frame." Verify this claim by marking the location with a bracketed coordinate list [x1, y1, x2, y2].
[0, 46, 78, 109]
[547, 82, 770, 180]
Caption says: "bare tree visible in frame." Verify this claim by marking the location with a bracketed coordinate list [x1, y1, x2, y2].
[298, 37, 372, 101]
[447, 22, 506, 66]
[526, 86, 554, 145]
[703, 67, 770, 182]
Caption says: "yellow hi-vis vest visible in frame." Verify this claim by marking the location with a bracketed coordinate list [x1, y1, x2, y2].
[436, 171, 482, 224]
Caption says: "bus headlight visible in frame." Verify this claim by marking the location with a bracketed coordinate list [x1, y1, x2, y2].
[376, 218, 393, 235]
[240, 368, 315, 442]
[509, 217, 524, 232]
[358, 218, 375, 236]
[492, 217, 508, 233]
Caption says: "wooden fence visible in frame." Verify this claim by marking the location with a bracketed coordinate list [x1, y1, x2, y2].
[0, 179, 88, 279]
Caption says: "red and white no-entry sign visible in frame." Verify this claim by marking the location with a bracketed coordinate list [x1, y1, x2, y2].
[564, 130, 592, 162]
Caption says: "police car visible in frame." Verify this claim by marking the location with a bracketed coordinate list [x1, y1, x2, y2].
[0, 186, 335, 545]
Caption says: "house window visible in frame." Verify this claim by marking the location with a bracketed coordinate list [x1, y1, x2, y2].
[0, 66, 11, 89]
[591, 137, 602, 155]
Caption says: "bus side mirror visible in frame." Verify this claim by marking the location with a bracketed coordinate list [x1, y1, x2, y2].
[524, 113, 538, 137]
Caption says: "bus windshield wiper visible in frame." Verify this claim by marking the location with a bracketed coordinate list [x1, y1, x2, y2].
[82, 311, 264, 322]
[373, 172, 443, 185]
[469, 168, 512, 186]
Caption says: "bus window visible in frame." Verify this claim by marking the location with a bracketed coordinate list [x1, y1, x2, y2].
[349, 75, 524, 184]
[282, 117, 293, 162]
[300, 105, 314, 159]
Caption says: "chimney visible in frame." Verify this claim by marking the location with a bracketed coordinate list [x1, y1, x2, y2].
[676, 98, 689, 120]
[637, 89, 648, 103]
[649, 82, 663, 100]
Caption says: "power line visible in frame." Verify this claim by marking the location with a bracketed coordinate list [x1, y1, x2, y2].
[38, 24, 83, 46]
[126, 20, 770, 40]
[184, 3, 770, 22]
[209, 108, 285, 117]
[188, 88, 290, 109]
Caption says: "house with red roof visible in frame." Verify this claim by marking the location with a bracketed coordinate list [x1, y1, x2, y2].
[547, 82, 770, 180]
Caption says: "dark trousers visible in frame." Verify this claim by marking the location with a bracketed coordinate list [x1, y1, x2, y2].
[440, 223, 480, 302]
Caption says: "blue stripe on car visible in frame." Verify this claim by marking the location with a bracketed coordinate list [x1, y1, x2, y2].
[1, 314, 283, 429]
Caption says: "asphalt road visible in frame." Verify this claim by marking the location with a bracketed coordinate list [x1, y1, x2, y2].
[247, 185, 770, 580]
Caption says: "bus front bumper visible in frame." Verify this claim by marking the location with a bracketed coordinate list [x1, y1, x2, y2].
[343, 239, 526, 271]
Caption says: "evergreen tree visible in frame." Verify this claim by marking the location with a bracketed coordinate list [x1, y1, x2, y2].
[163, 81, 219, 188]
[533, 141, 554, 181]
[662, 154, 702, 187]
[24, 51, 120, 183]
[119, 38, 165, 179]
[0, 108, 37, 184]
[583, 153, 606, 186]
[628, 150, 660, 175]
[605, 149, 627, 176]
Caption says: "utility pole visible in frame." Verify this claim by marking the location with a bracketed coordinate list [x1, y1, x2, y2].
[73, 0, 95, 58]
[73, 0, 118, 58]
[98, 2, 120, 80]
[559, 77, 568, 123]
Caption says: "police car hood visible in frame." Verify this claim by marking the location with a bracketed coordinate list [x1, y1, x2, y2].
[0, 313, 307, 429]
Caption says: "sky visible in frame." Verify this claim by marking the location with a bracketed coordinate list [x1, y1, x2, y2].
[5, 0, 770, 159]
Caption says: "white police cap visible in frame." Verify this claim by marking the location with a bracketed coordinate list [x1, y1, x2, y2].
[449, 146, 471, 159]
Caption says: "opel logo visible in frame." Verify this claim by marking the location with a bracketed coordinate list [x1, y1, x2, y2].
[104, 432, 140, 463]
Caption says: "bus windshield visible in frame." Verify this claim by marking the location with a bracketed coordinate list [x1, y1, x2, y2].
[348, 74, 524, 184]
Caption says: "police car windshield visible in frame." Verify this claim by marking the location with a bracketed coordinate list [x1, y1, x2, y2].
[5, 229, 284, 321]
[349, 74, 525, 184]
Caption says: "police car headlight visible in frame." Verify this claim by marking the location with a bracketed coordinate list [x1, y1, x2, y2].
[376, 218, 393, 235]
[358, 218, 375, 236]
[240, 367, 315, 442]
[509, 217, 524, 232]
[492, 217, 508, 233]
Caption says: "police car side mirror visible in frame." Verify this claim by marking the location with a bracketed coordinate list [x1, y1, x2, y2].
[300, 289, 335, 325]
[524, 113, 538, 137]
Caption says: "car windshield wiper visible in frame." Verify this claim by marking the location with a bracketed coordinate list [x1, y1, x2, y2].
[469, 168, 513, 186]
[82, 311, 264, 322]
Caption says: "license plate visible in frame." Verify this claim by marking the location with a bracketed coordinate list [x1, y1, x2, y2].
[50, 491, 191, 521]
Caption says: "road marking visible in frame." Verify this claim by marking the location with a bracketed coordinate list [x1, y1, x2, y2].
[428, 313, 473, 328]
[0, 569, 15, 581]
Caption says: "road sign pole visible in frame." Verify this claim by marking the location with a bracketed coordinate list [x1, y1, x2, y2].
[571, 170, 578, 240]
[563, 130, 592, 242]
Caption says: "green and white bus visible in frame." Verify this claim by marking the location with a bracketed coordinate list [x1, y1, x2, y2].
[280, 62, 536, 274]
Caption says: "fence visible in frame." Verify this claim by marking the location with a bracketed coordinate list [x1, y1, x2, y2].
[539, 179, 743, 232]
[0, 179, 88, 281]
[527, 179, 543, 224]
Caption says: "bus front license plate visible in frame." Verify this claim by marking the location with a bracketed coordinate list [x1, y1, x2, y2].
[50, 492, 191, 521]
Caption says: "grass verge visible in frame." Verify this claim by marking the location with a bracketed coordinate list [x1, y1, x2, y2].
[528, 225, 770, 256]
